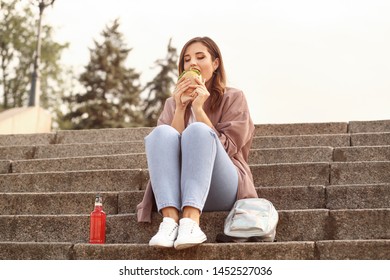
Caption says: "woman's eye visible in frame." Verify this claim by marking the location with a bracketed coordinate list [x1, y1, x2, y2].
[197, 56, 205, 60]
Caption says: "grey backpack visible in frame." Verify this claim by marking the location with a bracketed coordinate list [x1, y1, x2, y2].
[220, 198, 279, 242]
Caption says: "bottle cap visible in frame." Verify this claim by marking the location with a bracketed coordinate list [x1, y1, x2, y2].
[95, 194, 102, 206]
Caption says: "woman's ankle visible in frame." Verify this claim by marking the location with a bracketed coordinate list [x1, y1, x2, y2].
[161, 207, 180, 223]
[182, 206, 201, 224]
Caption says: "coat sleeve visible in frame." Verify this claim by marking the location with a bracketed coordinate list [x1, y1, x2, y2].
[157, 97, 175, 126]
[213, 90, 254, 160]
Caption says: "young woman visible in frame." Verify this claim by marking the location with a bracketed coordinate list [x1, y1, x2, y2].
[137, 36, 258, 250]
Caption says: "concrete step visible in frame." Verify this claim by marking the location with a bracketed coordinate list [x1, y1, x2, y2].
[0, 242, 74, 260]
[0, 145, 36, 161]
[1, 163, 330, 192]
[5, 142, 390, 180]
[3, 143, 390, 171]
[249, 147, 333, 164]
[0, 239, 388, 260]
[254, 122, 348, 136]
[0, 161, 10, 174]
[0, 135, 351, 161]
[72, 239, 390, 260]
[326, 184, 390, 209]
[331, 161, 390, 185]
[255, 120, 390, 136]
[2, 161, 390, 192]
[349, 120, 390, 133]
[334, 146, 390, 162]
[0, 141, 145, 160]
[351, 132, 390, 146]
[253, 146, 388, 163]
[1, 136, 347, 160]
[0, 169, 148, 193]
[0, 186, 326, 215]
[252, 162, 331, 186]
[0, 133, 56, 147]
[252, 134, 350, 148]
[1, 184, 388, 215]
[0, 191, 142, 215]
[0, 128, 151, 147]
[0, 209, 388, 243]
[11, 154, 148, 173]
[0, 119, 388, 148]
[1, 138, 338, 161]
[10, 147, 334, 173]
[0, 122, 349, 147]
[55, 128, 152, 144]
[253, 132, 388, 148]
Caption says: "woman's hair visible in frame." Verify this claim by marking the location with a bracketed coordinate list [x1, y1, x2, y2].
[178, 36, 226, 112]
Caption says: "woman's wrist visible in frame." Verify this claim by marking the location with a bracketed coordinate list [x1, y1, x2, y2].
[192, 105, 204, 115]
[172, 107, 186, 133]
[193, 106, 214, 128]
[174, 107, 186, 116]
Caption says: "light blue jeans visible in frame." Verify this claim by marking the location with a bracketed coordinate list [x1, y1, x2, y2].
[145, 122, 238, 213]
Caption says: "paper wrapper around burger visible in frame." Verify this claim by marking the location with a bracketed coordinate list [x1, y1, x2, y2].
[178, 70, 202, 103]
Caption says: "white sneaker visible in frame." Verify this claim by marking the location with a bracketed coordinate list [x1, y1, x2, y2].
[149, 217, 179, 248]
[174, 218, 207, 250]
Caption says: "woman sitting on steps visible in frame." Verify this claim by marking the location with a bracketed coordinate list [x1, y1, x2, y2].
[137, 36, 258, 250]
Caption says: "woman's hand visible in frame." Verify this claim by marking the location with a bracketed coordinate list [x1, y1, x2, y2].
[171, 77, 193, 133]
[172, 77, 193, 111]
[190, 77, 209, 112]
[189, 77, 215, 129]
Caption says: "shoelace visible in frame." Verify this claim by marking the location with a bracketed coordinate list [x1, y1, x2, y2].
[159, 222, 178, 236]
[179, 221, 196, 234]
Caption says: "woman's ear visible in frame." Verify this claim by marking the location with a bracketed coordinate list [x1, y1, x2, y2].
[213, 58, 220, 71]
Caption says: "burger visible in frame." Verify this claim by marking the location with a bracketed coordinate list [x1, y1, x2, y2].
[177, 69, 202, 103]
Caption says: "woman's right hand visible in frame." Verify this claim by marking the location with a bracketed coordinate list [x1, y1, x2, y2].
[171, 77, 193, 133]
[172, 77, 193, 111]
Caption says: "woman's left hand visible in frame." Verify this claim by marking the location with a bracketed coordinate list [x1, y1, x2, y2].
[190, 77, 210, 111]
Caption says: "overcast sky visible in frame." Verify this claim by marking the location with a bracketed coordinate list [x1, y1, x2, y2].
[44, 0, 390, 124]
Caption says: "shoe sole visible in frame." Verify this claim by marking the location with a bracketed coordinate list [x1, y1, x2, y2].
[174, 237, 207, 250]
[149, 244, 174, 248]
[149, 241, 174, 248]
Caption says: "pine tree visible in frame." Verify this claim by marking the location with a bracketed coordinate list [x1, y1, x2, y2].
[0, 0, 69, 111]
[63, 19, 142, 129]
[142, 38, 178, 127]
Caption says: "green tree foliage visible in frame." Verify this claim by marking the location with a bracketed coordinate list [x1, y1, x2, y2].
[142, 38, 178, 126]
[1, 0, 178, 129]
[0, 0, 69, 112]
[63, 19, 143, 129]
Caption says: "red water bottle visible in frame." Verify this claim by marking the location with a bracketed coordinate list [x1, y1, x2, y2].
[89, 194, 106, 244]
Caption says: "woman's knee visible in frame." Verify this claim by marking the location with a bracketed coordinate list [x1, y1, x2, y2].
[145, 125, 180, 143]
[182, 122, 214, 141]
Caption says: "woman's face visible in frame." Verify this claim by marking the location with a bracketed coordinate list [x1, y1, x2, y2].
[183, 42, 219, 84]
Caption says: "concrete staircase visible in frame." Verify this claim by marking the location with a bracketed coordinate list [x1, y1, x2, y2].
[0, 120, 389, 260]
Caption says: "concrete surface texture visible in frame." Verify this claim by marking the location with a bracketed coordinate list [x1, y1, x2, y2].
[0, 120, 389, 259]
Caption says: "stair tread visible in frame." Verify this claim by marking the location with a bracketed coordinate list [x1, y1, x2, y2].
[1, 185, 389, 215]
[0, 209, 388, 244]
[73, 239, 390, 260]
[0, 240, 388, 260]
[7, 146, 389, 174]
[0, 123, 350, 147]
